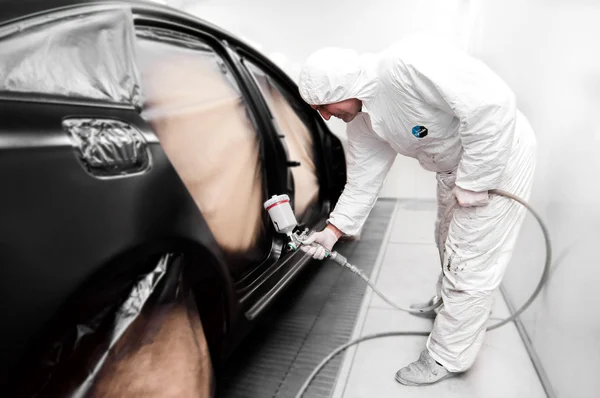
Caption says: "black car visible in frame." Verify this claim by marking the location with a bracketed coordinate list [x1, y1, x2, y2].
[0, 1, 346, 396]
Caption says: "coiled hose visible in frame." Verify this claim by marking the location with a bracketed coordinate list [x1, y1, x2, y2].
[294, 189, 551, 398]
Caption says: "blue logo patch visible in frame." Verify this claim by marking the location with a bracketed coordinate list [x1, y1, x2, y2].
[412, 125, 428, 138]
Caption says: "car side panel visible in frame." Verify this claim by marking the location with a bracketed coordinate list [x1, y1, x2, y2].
[0, 101, 236, 378]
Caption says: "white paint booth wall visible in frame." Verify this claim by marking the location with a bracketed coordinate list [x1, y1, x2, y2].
[467, 0, 600, 396]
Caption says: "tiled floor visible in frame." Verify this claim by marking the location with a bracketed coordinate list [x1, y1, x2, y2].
[332, 200, 546, 398]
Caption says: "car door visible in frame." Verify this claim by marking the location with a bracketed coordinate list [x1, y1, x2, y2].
[131, 5, 344, 319]
[134, 26, 276, 280]
[130, 16, 299, 321]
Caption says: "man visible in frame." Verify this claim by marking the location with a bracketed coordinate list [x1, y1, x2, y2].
[298, 38, 537, 386]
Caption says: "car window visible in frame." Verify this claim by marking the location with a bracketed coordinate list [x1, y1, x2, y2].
[244, 61, 320, 221]
[135, 29, 269, 276]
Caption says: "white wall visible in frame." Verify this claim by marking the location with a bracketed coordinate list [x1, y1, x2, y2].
[182, 0, 475, 199]
[467, 0, 600, 396]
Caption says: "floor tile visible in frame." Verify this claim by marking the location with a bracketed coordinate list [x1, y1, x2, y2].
[389, 206, 437, 245]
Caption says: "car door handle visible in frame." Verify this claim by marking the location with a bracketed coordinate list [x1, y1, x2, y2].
[63, 118, 151, 178]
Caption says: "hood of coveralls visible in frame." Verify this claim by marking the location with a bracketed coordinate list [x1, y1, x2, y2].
[298, 47, 379, 106]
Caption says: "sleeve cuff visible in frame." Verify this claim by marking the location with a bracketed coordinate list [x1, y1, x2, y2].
[327, 214, 362, 236]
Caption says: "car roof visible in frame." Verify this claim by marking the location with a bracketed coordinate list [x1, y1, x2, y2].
[1, 0, 131, 25]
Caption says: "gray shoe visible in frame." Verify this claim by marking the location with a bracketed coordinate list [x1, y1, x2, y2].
[395, 350, 457, 386]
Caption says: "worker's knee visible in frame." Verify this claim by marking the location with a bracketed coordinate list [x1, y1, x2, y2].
[440, 287, 495, 318]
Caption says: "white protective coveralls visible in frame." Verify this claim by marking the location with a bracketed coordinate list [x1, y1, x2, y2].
[298, 38, 537, 372]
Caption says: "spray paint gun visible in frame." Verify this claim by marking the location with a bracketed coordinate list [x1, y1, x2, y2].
[263, 194, 444, 315]
[263, 194, 348, 266]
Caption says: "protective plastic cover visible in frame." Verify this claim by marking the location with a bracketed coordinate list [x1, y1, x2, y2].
[136, 31, 267, 271]
[12, 254, 213, 397]
[64, 118, 151, 178]
[0, 7, 141, 107]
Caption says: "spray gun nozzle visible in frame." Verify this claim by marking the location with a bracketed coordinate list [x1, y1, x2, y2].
[287, 233, 299, 251]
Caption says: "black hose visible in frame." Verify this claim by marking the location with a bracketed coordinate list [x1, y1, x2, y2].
[294, 190, 552, 398]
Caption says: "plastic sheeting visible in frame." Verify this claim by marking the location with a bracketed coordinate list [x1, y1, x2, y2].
[0, 7, 141, 107]
[63, 118, 151, 178]
[136, 32, 267, 273]
[12, 254, 213, 397]
[247, 63, 319, 219]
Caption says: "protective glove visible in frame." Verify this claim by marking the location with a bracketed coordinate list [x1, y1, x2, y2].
[300, 228, 339, 260]
[453, 186, 489, 207]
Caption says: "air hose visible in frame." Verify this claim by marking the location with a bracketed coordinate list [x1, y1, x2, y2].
[294, 189, 552, 398]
